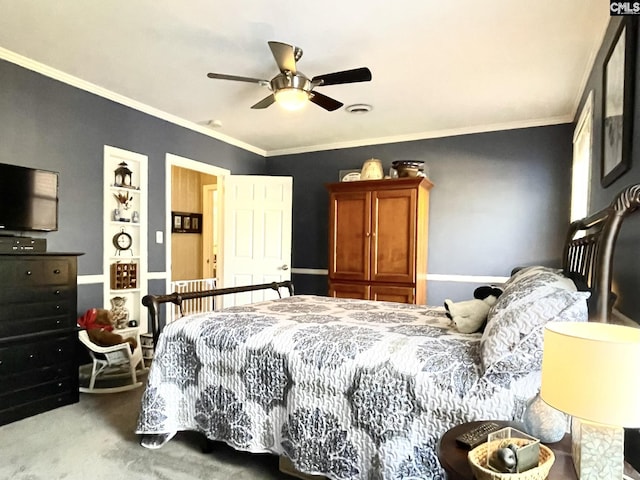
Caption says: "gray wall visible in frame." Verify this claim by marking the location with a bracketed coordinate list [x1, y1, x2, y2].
[0, 59, 266, 312]
[267, 124, 574, 305]
[573, 17, 640, 322]
[7, 23, 639, 321]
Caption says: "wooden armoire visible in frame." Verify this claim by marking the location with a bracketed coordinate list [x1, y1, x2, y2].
[327, 177, 433, 304]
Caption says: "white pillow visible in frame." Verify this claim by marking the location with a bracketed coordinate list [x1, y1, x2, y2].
[480, 267, 590, 377]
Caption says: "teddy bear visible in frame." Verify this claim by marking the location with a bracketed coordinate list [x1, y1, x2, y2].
[77, 308, 138, 352]
[444, 285, 503, 333]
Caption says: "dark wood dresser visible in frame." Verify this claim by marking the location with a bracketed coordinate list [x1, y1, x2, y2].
[0, 252, 82, 426]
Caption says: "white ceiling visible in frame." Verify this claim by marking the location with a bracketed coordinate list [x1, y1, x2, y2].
[0, 0, 609, 156]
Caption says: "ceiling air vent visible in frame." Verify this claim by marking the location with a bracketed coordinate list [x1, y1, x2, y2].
[345, 104, 372, 114]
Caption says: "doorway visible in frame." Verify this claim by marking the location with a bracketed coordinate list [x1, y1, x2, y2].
[165, 154, 293, 311]
[165, 153, 230, 297]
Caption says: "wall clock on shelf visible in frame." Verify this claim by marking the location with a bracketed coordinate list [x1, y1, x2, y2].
[113, 229, 133, 256]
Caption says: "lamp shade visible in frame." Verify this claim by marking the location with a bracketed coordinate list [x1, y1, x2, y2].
[540, 322, 640, 428]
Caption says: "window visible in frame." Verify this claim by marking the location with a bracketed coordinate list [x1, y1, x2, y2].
[571, 92, 593, 224]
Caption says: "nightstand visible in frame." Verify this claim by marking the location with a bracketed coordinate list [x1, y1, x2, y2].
[437, 421, 640, 480]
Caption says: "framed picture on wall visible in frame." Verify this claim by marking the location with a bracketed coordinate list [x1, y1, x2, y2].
[172, 213, 182, 232]
[601, 18, 637, 188]
[571, 91, 594, 223]
[171, 212, 203, 233]
[189, 213, 202, 233]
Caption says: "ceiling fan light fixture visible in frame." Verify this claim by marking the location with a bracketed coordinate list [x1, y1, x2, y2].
[274, 88, 309, 111]
[207, 41, 371, 112]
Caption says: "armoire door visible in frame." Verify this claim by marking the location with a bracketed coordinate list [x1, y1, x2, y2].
[370, 187, 417, 284]
[328, 190, 371, 282]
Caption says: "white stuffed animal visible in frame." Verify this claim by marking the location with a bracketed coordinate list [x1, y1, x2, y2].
[444, 286, 503, 333]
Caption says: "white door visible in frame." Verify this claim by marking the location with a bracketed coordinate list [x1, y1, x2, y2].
[219, 175, 293, 307]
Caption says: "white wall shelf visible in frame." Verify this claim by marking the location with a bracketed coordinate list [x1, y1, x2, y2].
[103, 146, 148, 333]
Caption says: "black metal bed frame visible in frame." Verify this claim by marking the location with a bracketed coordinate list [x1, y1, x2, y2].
[142, 280, 294, 344]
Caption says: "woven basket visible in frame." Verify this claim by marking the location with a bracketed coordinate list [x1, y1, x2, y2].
[468, 439, 555, 480]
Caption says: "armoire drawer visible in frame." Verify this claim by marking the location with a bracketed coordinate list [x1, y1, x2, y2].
[0, 335, 76, 376]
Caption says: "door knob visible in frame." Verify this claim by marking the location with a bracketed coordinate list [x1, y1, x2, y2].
[280, 264, 289, 270]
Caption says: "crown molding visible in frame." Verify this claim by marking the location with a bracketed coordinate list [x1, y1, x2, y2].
[0, 47, 266, 157]
[264, 115, 573, 157]
[1, 47, 575, 159]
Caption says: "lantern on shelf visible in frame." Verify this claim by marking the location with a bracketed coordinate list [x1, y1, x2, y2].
[114, 162, 133, 187]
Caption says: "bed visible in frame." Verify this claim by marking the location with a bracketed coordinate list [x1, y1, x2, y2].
[136, 183, 640, 480]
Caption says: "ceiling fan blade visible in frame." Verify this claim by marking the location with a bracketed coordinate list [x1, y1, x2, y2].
[309, 91, 343, 111]
[268, 41, 297, 74]
[312, 67, 372, 86]
[251, 94, 276, 109]
[207, 72, 268, 84]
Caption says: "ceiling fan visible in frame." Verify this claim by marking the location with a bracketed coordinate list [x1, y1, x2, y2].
[206, 41, 372, 112]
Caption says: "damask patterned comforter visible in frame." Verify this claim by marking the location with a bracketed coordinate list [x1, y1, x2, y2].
[136, 295, 539, 480]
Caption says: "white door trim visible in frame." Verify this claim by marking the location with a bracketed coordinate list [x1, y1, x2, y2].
[165, 153, 231, 296]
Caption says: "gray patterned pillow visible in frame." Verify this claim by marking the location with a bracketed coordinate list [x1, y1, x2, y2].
[480, 268, 590, 375]
[502, 265, 576, 293]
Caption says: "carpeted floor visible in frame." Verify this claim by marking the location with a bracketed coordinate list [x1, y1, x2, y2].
[0, 384, 290, 480]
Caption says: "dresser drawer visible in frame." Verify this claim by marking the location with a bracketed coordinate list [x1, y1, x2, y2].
[0, 257, 75, 286]
[0, 313, 74, 338]
[0, 335, 76, 376]
[0, 297, 76, 337]
[0, 390, 78, 426]
[0, 362, 73, 393]
[0, 297, 75, 321]
[0, 284, 75, 304]
[0, 377, 75, 410]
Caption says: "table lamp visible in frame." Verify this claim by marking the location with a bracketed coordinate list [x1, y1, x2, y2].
[540, 322, 640, 479]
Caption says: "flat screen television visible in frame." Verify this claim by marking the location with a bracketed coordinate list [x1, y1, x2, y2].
[0, 162, 59, 232]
